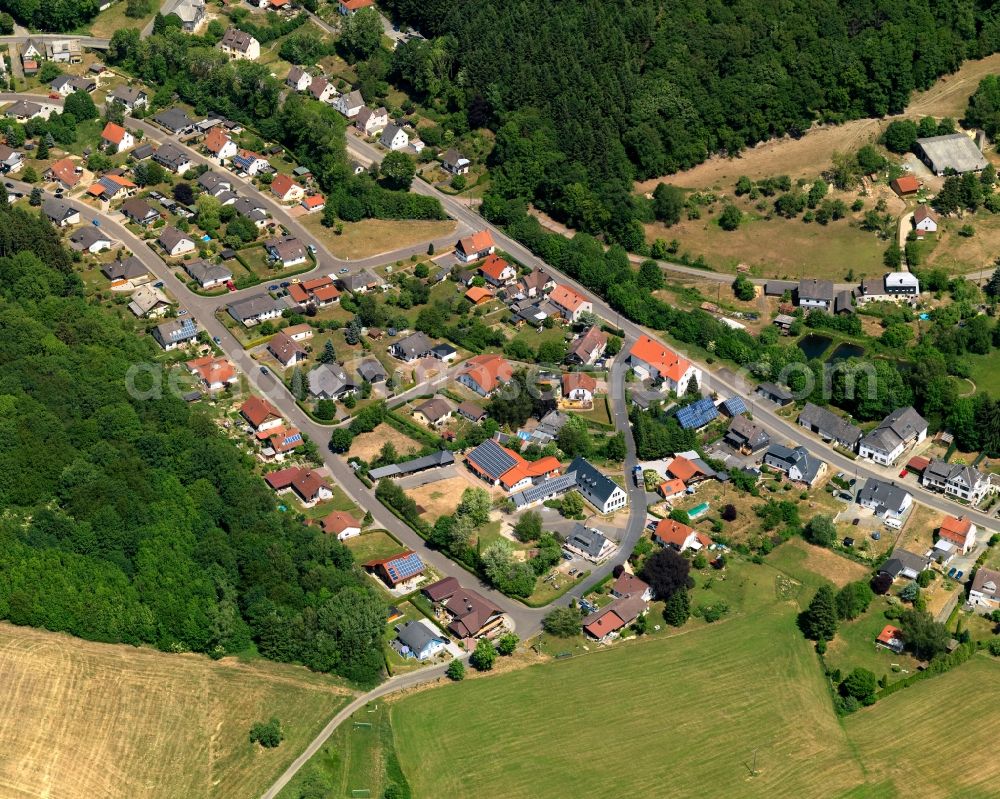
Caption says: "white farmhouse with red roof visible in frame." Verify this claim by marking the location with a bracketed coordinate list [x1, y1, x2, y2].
[627, 335, 701, 395]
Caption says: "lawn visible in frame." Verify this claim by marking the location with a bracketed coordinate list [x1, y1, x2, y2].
[88, 1, 157, 36]
[299, 215, 457, 260]
[644, 204, 886, 280]
[844, 655, 1000, 798]
[275, 702, 405, 799]
[922, 210, 1000, 276]
[967, 351, 1000, 398]
[767, 537, 870, 591]
[0, 622, 352, 799]
[390, 601, 868, 799]
[574, 394, 613, 427]
[344, 530, 406, 564]
[350, 422, 423, 461]
[823, 595, 922, 683]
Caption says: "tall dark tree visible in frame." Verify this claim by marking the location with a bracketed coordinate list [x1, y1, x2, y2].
[639, 548, 694, 601]
[799, 585, 838, 641]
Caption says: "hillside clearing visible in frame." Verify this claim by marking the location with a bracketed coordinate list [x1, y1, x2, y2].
[0, 623, 352, 799]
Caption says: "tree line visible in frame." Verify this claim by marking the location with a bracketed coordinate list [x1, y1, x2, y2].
[0, 195, 386, 686]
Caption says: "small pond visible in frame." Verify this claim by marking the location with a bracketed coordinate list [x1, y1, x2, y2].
[797, 334, 833, 359]
[827, 343, 866, 363]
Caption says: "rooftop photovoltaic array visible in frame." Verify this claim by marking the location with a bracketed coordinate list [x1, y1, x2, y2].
[467, 439, 518, 480]
[386, 553, 424, 582]
[676, 397, 719, 430]
[721, 396, 747, 416]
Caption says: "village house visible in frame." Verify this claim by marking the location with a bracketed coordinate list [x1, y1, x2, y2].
[478, 254, 516, 286]
[657, 478, 687, 501]
[455, 230, 495, 263]
[440, 148, 470, 175]
[320, 511, 362, 540]
[232, 150, 271, 176]
[87, 174, 137, 201]
[858, 407, 927, 466]
[203, 127, 237, 161]
[219, 27, 260, 60]
[184, 259, 232, 289]
[5, 100, 46, 122]
[69, 226, 113, 254]
[666, 453, 715, 485]
[45, 158, 81, 190]
[172, 0, 205, 29]
[152, 108, 195, 134]
[858, 478, 913, 519]
[566, 326, 608, 365]
[913, 205, 938, 235]
[0, 145, 23, 175]
[286, 66, 312, 92]
[389, 331, 436, 362]
[564, 524, 615, 562]
[42, 198, 81, 227]
[307, 363, 357, 400]
[265, 466, 332, 507]
[875, 624, 905, 654]
[653, 518, 712, 552]
[153, 142, 192, 174]
[257, 425, 305, 458]
[365, 551, 426, 590]
[413, 397, 453, 428]
[465, 439, 562, 493]
[797, 278, 835, 311]
[755, 382, 794, 406]
[100, 122, 134, 154]
[270, 173, 305, 203]
[109, 85, 148, 112]
[158, 227, 196, 257]
[797, 402, 862, 450]
[152, 318, 198, 351]
[186, 356, 237, 391]
[355, 106, 389, 136]
[267, 330, 307, 368]
[562, 372, 597, 404]
[627, 335, 701, 395]
[890, 175, 920, 196]
[879, 548, 931, 582]
[334, 89, 365, 118]
[240, 396, 283, 432]
[611, 572, 652, 602]
[339, 0, 374, 13]
[102, 256, 150, 287]
[301, 194, 326, 214]
[723, 415, 770, 454]
[582, 593, 647, 643]
[921, 459, 992, 504]
[515, 268, 555, 299]
[937, 515, 977, 555]
[856, 272, 921, 304]
[548, 284, 592, 323]
[970, 567, 1000, 609]
[568, 457, 628, 514]
[380, 124, 410, 151]
[228, 294, 284, 327]
[763, 444, 826, 486]
[339, 270, 385, 293]
[128, 284, 172, 318]
[309, 76, 337, 104]
[265, 235, 308, 268]
[393, 621, 448, 661]
[423, 577, 506, 640]
[457, 353, 514, 396]
[465, 286, 493, 305]
[120, 197, 160, 227]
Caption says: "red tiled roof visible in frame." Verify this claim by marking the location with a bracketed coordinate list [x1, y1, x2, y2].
[583, 609, 626, 639]
[287, 283, 310, 303]
[907, 456, 931, 472]
[465, 286, 493, 304]
[562, 372, 596, 394]
[876, 624, 902, 645]
[611, 571, 649, 597]
[891, 176, 920, 194]
[101, 122, 127, 144]
[628, 335, 692, 383]
[666, 455, 702, 483]
[458, 229, 494, 256]
[302, 194, 325, 209]
[478, 254, 511, 281]
[657, 478, 686, 498]
[939, 515, 973, 544]
[312, 285, 340, 302]
[458, 353, 512, 394]
[549, 283, 589, 314]
[303, 276, 333, 291]
[340, 0, 374, 8]
[271, 173, 299, 199]
[203, 127, 231, 155]
[186, 355, 236, 386]
[48, 158, 80, 187]
[240, 395, 282, 428]
[320, 511, 360, 536]
[653, 518, 696, 548]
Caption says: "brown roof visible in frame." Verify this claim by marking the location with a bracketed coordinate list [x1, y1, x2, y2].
[240, 395, 282, 428]
[441, 586, 502, 638]
[320, 511, 360, 536]
[457, 229, 494, 256]
[415, 397, 452, 423]
[267, 330, 306, 364]
[891, 176, 920, 194]
[562, 372, 597, 394]
[569, 326, 608, 360]
[611, 571, 649, 597]
[423, 576, 460, 602]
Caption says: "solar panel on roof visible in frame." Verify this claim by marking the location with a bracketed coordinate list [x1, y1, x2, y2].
[676, 397, 719, 430]
[722, 396, 747, 416]
[512, 473, 578, 507]
[386, 553, 424, 582]
[468, 439, 518, 479]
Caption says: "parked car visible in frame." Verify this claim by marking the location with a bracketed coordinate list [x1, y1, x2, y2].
[956, 571, 964, 580]
[948, 567, 956, 577]
[852, 518, 860, 526]
[898, 469, 908, 478]
[226, 280, 236, 292]
[213, 336, 221, 344]
[92, 218, 100, 227]
[178, 309, 188, 315]
[260, 366, 269, 375]
[154, 281, 164, 288]
[268, 284, 278, 291]
[307, 244, 316, 254]
[280, 281, 290, 288]
[338, 267, 349, 274]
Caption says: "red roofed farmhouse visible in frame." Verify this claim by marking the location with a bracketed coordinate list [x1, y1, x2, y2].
[455, 229, 495, 262]
[478, 254, 516, 286]
[457, 353, 513, 396]
[101, 122, 134, 153]
[240, 395, 283, 431]
[627, 335, 701, 394]
[548, 284, 592, 322]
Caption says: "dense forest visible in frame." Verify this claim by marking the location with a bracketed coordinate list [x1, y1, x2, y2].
[0, 195, 386, 686]
[384, 0, 1000, 243]
[4, 0, 101, 31]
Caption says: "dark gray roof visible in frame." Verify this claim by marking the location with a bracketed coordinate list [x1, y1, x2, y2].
[764, 444, 824, 484]
[858, 478, 911, 515]
[395, 620, 444, 654]
[42, 198, 78, 222]
[565, 523, 610, 558]
[798, 278, 835, 302]
[860, 407, 927, 455]
[756, 382, 793, 403]
[185, 259, 231, 285]
[227, 294, 283, 323]
[152, 108, 194, 132]
[308, 363, 356, 398]
[798, 402, 862, 447]
[158, 226, 191, 251]
[882, 548, 929, 578]
[368, 450, 454, 480]
[391, 331, 435, 359]
[153, 142, 189, 170]
[567, 457, 620, 505]
[415, 397, 452, 423]
[121, 197, 158, 222]
[467, 439, 518, 481]
[69, 226, 110, 249]
[110, 85, 146, 105]
[357, 359, 386, 382]
[764, 280, 797, 296]
[724, 415, 770, 450]
[131, 143, 155, 160]
[102, 256, 148, 281]
[220, 27, 256, 52]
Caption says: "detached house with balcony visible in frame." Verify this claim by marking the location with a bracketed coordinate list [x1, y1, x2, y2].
[219, 28, 260, 60]
[858, 407, 927, 466]
[922, 459, 992, 504]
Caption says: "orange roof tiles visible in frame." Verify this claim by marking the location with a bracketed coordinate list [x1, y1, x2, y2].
[186, 355, 236, 386]
[562, 372, 597, 394]
[939, 515, 973, 544]
[666, 455, 701, 483]
[270, 173, 300, 199]
[101, 122, 127, 144]
[584, 610, 626, 639]
[465, 286, 493, 304]
[287, 283, 310, 303]
[302, 194, 325, 209]
[302, 276, 333, 291]
[549, 283, 589, 314]
[498, 454, 561, 490]
[478, 254, 511, 281]
[657, 478, 686, 497]
[320, 511, 360, 536]
[312, 285, 340, 302]
[629, 335, 692, 383]
[48, 158, 80, 187]
[876, 624, 902, 645]
[458, 229, 494, 256]
[203, 126, 232, 155]
[240, 395, 282, 428]
[459, 353, 513, 394]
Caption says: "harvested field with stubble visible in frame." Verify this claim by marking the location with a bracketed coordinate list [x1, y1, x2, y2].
[0, 623, 352, 799]
[349, 423, 422, 462]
